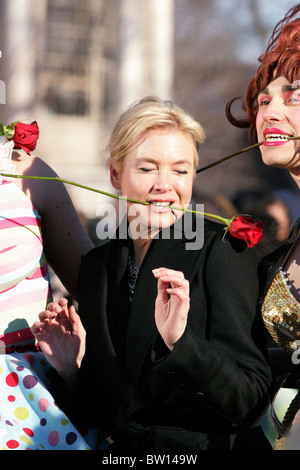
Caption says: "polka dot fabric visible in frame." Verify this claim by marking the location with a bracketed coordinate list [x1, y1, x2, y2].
[0, 351, 90, 450]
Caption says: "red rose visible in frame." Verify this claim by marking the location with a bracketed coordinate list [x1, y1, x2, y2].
[228, 215, 263, 248]
[11, 121, 39, 155]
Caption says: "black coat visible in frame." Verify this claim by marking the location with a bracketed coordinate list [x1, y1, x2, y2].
[58, 217, 272, 450]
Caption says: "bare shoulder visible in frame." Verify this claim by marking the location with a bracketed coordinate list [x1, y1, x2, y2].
[13, 152, 58, 177]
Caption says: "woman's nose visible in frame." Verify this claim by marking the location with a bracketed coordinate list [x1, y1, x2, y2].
[262, 98, 286, 122]
[153, 172, 171, 191]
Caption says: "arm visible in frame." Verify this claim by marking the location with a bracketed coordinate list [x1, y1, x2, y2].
[17, 156, 94, 300]
[152, 236, 271, 426]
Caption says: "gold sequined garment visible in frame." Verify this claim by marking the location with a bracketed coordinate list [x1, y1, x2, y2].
[262, 268, 300, 353]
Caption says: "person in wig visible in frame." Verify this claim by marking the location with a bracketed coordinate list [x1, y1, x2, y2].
[227, 3, 300, 449]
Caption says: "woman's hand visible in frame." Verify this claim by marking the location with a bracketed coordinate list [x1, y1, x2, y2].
[152, 268, 190, 350]
[31, 298, 86, 383]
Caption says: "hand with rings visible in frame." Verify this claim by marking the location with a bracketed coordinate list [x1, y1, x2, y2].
[152, 267, 190, 350]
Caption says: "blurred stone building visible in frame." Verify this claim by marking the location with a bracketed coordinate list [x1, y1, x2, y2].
[0, 0, 174, 218]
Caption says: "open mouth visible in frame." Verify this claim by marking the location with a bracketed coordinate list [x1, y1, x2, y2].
[262, 128, 293, 147]
[149, 201, 176, 214]
[151, 201, 172, 208]
[264, 133, 292, 142]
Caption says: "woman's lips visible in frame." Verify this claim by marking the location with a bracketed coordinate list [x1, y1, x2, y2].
[263, 128, 292, 147]
[150, 201, 173, 213]
[263, 139, 290, 147]
[150, 201, 179, 214]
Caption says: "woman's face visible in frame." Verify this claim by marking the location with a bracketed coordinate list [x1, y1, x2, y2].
[110, 128, 195, 237]
[256, 76, 300, 169]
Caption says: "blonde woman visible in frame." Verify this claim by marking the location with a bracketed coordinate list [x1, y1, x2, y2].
[32, 97, 271, 450]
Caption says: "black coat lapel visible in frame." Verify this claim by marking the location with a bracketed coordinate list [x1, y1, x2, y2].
[107, 237, 131, 361]
[79, 237, 131, 398]
[79, 251, 115, 356]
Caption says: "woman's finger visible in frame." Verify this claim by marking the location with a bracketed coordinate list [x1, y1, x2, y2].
[153, 267, 185, 279]
[38, 310, 56, 321]
[156, 273, 188, 289]
[31, 321, 46, 335]
[68, 305, 86, 337]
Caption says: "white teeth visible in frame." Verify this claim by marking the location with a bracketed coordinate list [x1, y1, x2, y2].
[152, 202, 171, 207]
[265, 134, 290, 141]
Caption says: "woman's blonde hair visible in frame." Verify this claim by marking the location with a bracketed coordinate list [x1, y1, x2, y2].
[107, 96, 205, 173]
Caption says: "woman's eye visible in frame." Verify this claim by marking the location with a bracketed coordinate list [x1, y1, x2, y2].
[286, 93, 300, 105]
[258, 98, 270, 107]
[140, 167, 155, 172]
[174, 169, 188, 174]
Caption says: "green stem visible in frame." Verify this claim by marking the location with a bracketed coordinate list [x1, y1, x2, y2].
[0, 172, 231, 225]
[0, 173, 149, 204]
[171, 204, 230, 224]
[2, 136, 299, 227]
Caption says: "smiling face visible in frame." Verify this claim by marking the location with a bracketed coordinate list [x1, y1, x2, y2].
[256, 76, 300, 169]
[110, 128, 195, 238]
